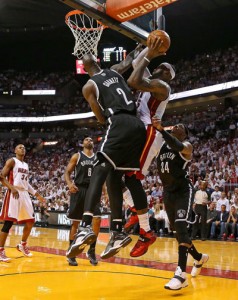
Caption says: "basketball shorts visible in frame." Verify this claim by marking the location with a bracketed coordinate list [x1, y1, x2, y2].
[67, 186, 101, 221]
[127, 124, 163, 179]
[0, 189, 35, 223]
[97, 113, 146, 171]
[163, 182, 194, 229]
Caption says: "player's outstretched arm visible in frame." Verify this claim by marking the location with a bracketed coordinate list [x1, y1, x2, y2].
[127, 37, 168, 99]
[152, 116, 193, 158]
[35, 192, 47, 203]
[111, 44, 143, 75]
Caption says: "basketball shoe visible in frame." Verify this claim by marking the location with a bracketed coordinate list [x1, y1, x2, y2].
[164, 266, 188, 290]
[130, 228, 156, 257]
[67, 257, 78, 266]
[100, 231, 132, 259]
[86, 248, 98, 265]
[0, 248, 11, 262]
[16, 242, 33, 257]
[66, 226, 96, 259]
[124, 213, 139, 233]
[191, 254, 209, 277]
[228, 234, 235, 241]
[222, 233, 227, 240]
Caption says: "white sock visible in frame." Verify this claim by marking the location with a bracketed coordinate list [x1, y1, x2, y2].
[138, 213, 150, 232]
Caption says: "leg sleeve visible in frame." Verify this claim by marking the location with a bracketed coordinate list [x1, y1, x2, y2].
[125, 175, 147, 211]
[106, 169, 124, 220]
[84, 160, 113, 212]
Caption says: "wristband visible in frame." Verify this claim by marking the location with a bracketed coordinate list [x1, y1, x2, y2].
[144, 57, 150, 63]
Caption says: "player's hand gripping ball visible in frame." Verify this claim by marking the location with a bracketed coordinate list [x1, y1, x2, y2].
[147, 30, 171, 52]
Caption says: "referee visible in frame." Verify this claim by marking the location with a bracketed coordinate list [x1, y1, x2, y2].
[191, 181, 211, 241]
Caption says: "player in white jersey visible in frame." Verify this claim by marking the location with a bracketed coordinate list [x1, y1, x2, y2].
[0, 144, 46, 262]
[124, 40, 176, 237]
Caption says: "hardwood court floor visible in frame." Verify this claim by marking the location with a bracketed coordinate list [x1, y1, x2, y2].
[1, 225, 238, 300]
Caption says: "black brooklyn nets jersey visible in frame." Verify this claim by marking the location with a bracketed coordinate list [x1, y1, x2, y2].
[90, 69, 136, 118]
[157, 142, 191, 190]
[74, 151, 95, 187]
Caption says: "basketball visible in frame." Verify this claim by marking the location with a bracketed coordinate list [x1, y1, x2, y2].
[147, 30, 171, 52]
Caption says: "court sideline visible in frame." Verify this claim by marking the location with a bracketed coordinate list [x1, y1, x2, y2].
[0, 225, 237, 299]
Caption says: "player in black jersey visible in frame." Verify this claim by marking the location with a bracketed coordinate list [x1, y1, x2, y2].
[66, 51, 151, 260]
[152, 116, 209, 290]
[64, 137, 101, 266]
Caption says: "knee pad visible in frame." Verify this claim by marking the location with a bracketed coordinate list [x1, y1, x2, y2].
[1, 221, 14, 233]
[174, 220, 191, 244]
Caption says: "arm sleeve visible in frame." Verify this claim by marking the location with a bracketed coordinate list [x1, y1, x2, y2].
[27, 182, 37, 195]
[132, 47, 151, 77]
[160, 130, 184, 152]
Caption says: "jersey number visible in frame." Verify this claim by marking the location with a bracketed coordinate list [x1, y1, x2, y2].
[116, 88, 133, 105]
[21, 174, 28, 181]
[161, 162, 169, 173]
[88, 168, 92, 177]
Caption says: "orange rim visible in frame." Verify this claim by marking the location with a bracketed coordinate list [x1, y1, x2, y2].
[65, 10, 108, 30]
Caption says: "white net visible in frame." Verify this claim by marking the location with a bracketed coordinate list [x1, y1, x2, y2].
[65, 10, 106, 60]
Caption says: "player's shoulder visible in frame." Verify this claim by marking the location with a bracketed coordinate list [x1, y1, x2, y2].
[7, 157, 16, 165]
[71, 152, 80, 161]
[183, 141, 193, 149]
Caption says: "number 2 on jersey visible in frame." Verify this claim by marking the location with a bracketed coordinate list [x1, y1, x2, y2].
[116, 88, 133, 105]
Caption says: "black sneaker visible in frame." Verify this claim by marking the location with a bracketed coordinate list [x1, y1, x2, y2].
[66, 226, 97, 259]
[100, 231, 132, 259]
[67, 257, 78, 266]
[86, 248, 98, 266]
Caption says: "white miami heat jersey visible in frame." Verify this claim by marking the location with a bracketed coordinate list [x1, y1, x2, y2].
[137, 90, 170, 126]
[10, 157, 29, 190]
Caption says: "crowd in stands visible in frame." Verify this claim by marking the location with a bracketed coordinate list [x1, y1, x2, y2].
[0, 70, 75, 91]
[0, 92, 90, 118]
[0, 44, 237, 118]
[1, 43, 238, 240]
[1, 102, 238, 240]
[170, 44, 238, 92]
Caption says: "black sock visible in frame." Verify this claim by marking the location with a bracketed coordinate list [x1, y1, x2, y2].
[111, 220, 122, 232]
[188, 244, 202, 261]
[81, 215, 93, 227]
[178, 245, 188, 272]
[89, 241, 96, 250]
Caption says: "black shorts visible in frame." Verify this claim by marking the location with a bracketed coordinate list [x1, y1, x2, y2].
[163, 182, 194, 228]
[67, 186, 101, 220]
[97, 113, 146, 171]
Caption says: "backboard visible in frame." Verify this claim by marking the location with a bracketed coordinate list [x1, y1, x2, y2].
[60, 0, 170, 45]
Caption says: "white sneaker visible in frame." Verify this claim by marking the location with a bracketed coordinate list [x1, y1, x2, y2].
[66, 226, 96, 259]
[191, 254, 209, 277]
[16, 243, 33, 257]
[164, 267, 188, 290]
[0, 248, 11, 262]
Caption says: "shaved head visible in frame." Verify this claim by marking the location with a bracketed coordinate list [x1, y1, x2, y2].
[82, 54, 99, 75]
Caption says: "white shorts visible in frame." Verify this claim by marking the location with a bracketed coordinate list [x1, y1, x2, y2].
[126, 125, 163, 179]
[0, 189, 35, 223]
[141, 126, 163, 176]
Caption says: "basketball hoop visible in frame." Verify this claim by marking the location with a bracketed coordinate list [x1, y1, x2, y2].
[65, 10, 107, 60]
